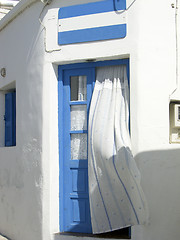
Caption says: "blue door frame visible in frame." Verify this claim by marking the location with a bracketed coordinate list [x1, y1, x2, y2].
[58, 59, 129, 233]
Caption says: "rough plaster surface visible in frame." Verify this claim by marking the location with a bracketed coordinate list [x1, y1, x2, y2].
[0, 0, 179, 240]
[0, 1, 45, 240]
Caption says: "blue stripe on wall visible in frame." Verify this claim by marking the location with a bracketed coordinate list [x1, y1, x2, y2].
[58, 0, 126, 19]
[58, 24, 126, 45]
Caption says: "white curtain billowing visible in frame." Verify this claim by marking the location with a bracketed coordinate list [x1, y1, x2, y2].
[88, 65, 148, 234]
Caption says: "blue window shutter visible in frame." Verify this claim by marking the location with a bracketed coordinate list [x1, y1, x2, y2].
[5, 92, 16, 146]
[12, 92, 16, 146]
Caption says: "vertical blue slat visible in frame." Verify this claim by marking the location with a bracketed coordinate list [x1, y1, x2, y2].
[12, 92, 16, 146]
[5, 93, 13, 146]
[58, 67, 64, 232]
[5, 92, 16, 147]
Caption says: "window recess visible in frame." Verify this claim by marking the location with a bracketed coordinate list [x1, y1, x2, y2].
[0, 84, 16, 147]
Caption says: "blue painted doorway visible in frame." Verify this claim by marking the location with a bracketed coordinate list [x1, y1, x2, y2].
[59, 67, 95, 233]
[58, 59, 129, 234]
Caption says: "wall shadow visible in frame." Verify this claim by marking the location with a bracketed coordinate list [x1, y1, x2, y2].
[58, 147, 180, 240]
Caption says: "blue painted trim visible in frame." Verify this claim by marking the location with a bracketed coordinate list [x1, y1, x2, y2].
[70, 101, 87, 105]
[58, 0, 126, 19]
[59, 59, 129, 71]
[58, 24, 126, 45]
[58, 68, 64, 232]
[70, 130, 88, 134]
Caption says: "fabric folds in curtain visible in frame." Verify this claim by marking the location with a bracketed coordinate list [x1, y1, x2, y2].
[88, 65, 148, 234]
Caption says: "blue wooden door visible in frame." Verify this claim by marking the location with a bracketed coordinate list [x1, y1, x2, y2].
[61, 68, 95, 233]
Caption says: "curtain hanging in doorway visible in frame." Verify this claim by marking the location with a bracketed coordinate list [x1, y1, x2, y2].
[88, 65, 148, 234]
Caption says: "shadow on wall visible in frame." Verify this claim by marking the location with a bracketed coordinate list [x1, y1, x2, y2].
[54, 227, 130, 240]
[56, 148, 180, 240]
[133, 148, 180, 240]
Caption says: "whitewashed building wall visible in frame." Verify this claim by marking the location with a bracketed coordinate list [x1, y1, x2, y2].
[0, 0, 179, 240]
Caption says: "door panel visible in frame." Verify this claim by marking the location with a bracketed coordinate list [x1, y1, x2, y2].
[62, 68, 94, 233]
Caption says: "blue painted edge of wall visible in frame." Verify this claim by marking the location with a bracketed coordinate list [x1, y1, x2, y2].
[58, 58, 130, 233]
[58, 24, 126, 45]
[58, 0, 126, 19]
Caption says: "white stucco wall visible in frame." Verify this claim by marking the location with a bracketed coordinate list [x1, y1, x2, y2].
[0, 8, 9, 21]
[0, 0, 180, 240]
[0, 1, 46, 240]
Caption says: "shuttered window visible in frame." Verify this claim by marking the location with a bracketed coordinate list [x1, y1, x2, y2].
[5, 92, 16, 147]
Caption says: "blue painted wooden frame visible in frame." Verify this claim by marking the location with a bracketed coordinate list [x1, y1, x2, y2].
[58, 58, 130, 233]
[62, 68, 94, 233]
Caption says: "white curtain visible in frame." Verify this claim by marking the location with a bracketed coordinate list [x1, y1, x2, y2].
[78, 76, 87, 101]
[88, 65, 148, 234]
